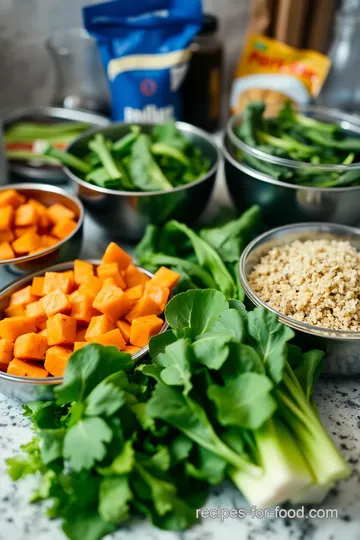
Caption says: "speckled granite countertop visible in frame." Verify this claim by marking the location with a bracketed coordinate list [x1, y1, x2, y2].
[0, 179, 360, 539]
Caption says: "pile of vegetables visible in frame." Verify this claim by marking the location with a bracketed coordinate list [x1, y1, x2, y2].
[5, 121, 90, 165]
[234, 101, 360, 187]
[43, 120, 211, 192]
[7, 290, 350, 540]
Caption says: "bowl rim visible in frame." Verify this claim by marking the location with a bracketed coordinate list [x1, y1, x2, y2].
[0, 259, 168, 385]
[223, 136, 360, 193]
[239, 221, 360, 341]
[63, 120, 221, 196]
[226, 104, 360, 171]
[0, 183, 84, 265]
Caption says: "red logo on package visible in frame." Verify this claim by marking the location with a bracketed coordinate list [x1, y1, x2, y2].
[140, 79, 157, 96]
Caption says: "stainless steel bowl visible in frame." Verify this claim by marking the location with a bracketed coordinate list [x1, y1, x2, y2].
[63, 122, 219, 241]
[0, 183, 84, 275]
[239, 222, 360, 376]
[223, 105, 360, 227]
[3, 106, 109, 184]
[0, 260, 168, 402]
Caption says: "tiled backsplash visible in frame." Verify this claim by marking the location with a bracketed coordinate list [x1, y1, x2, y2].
[0, 0, 249, 114]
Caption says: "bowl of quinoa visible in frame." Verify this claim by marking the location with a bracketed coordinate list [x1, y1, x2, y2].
[239, 222, 360, 375]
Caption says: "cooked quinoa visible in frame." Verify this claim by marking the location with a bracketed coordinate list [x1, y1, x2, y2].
[248, 238, 360, 331]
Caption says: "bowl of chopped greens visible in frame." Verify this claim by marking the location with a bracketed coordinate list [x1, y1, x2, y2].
[224, 102, 360, 227]
[54, 120, 219, 241]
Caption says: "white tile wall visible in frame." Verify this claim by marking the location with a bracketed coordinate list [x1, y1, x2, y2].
[0, 0, 250, 113]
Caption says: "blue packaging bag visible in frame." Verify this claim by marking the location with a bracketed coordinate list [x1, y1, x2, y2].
[83, 0, 202, 122]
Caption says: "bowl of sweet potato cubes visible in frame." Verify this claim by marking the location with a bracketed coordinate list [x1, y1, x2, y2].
[0, 184, 83, 274]
[0, 241, 179, 401]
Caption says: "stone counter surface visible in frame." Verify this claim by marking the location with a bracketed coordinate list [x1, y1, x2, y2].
[0, 379, 359, 540]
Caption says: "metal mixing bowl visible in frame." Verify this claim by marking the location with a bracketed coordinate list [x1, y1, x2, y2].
[63, 122, 219, 241]
[0, 183, 84, 275]
[239, 222, 360, 376]
[0, 260, 168, 402]
[224, 106, 360, 227]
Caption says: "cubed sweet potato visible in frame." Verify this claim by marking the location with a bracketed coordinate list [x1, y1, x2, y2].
[74, 259, 94, 285]
[62, 270, 75, 292]
[0, 242, 15, 261]
[85, 314, 115, 342]
[130, 315, 163, 348]
[9, 285, 37, 307]
[14, 203, 37, 227]
[0, 189, 25, 208]
[73, 341, 88, 352]
[0, 316, 36, 342]
[93, 284, 131, 322]
[97, 263, 126, 289]
[14, 332, 48, 360]
[26, 301, 47, 329]
[145, 266, 180, 290]
[41, 235, 58, 248]
[102, 242, 132, 270]
[71, 291, 100, 324]
[43, 271, 73, 295]
[0, 230, 15, 243]
[12, 231, 41, 254]
[28, 199, 51, 230]
[124, 264, 150, 288]
[0, 339, 14, 364]
[145, 286, 170, 313]
[116, 319, 131, 343]
[31, 276, 45, 297]
[38, 328, 48, 337]
[75, 327, 87, 341]
[78, 275, 102, 297]
[124, 284, 144, 305]
[126, 296, 161, 322]
[47, 314, 77, 346]
[124, 345, 141, 355]
[40, 289, 71, 317]
[7, 358, 48, 378]
[0, 206, 14, 231]
[14, 225, 37, 238]
[51, 218, 77, 240]
[48, 203, 75, 223]
[44, 345, 72, 377]
[5, 305, 25, 317]
[90, 329, 126, 350]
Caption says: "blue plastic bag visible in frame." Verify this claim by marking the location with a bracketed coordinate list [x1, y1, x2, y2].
[83, 0, 202, 122]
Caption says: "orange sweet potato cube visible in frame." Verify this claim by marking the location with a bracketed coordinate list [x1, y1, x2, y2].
[44, 345, 72, 377]
[51, 218, 77, 240]
[14, 225, 37, 239]
[145, 286, 170, 313]
[73, 341, 88, 352]
[90, 328, 126, 350]
[97, 263, 126, 289]
[0, 316, 36, 342]
[146, 266, 180, 290]
[85, 315, 115, 342]
[62, 270, 75, 291]
[93, 284, 131, 322]
[40, 289, 71, 317]
[78, 275, 102, 297]
[0, 242, 15, 261]
[5, 305, 25, 317]
[0, 339, 14, 364]
[130, 315, 163, 348]
[31, 276, 45, 297]
[0, 230, 15, 243]
[41, 235, 58, 248]
[43, 272, 73, 295]
[124, 284, 144, 305]
[7, 358, 48, 378]
[102, 242, 132, 270]
[12, 231, 41, 255]
[47, 314, 77, 346]
[75, 327, 87, 341]
[74, 259, 94, 285]
[26, 301, 47, 330]
[14, 203, 37, 227]
[48, 203, 75, 223]
[0, 205, 14, 231]
[116, 319, 131, 343]
[124, 264, 150, 288]
[102, 277, 116, 287]
[124, 345, 141, 355]
[14, 332, 48, 360]
[0, 189, 25, 208]
[28, 199, 51, 230]
[38, 328, 47, 337]
[126, 296, 161, 322]
[71, 291, 99, 324]
[10, 285, 37, 307]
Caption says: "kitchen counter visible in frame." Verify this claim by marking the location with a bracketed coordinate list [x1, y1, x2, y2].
[0, 176, 360, 540]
